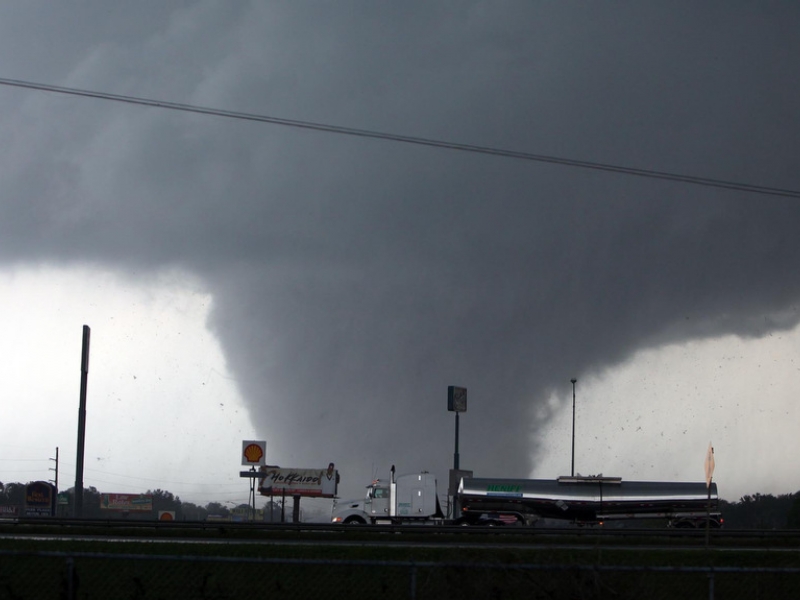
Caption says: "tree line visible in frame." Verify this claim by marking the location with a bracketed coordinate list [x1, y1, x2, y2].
[0, 481, 300, 522]
[719, 494, 800, 529]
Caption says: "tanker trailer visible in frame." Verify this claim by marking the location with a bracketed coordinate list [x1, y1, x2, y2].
[457, 475, 721, 527]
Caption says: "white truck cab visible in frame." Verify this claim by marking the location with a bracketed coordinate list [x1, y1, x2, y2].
[332, 467, 444, 524]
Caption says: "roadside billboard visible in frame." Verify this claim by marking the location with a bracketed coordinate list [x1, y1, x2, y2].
[231, 506, 265, 522]
[258, 463, 339, 498]
[100, 493, 153, 512]
[25, 481, 55, 517]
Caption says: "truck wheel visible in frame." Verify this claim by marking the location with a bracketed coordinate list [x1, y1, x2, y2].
[344, 516, 366, 525]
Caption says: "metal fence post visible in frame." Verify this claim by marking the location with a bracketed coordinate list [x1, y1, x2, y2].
[66, 557, 75, 600]
[410, 565, 417, 600]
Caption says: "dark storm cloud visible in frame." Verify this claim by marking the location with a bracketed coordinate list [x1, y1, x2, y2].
[0, 3, 798, 494]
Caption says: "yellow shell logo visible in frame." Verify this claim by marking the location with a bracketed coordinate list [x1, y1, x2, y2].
[244, 443, 264, 463]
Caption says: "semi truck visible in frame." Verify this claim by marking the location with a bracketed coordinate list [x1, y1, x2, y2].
[331, 468, 721, 528]
[331, 466, 445, 525]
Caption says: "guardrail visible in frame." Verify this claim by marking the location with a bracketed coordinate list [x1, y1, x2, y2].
[3, 517, 800, 544]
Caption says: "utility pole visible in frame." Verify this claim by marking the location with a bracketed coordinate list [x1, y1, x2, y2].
[49, 447, 59, 491]
[75, 325, 91, 518]
[50, 447, 60, 517]
[447, 386, 468, 519]
[571, 379, 577, 477]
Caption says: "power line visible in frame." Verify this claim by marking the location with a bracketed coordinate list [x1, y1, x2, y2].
[1, 76, 798, 199]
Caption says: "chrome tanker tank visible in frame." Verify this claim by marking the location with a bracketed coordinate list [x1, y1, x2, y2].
[457, 475, 720, 526]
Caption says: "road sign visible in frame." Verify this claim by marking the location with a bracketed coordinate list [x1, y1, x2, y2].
[704, 442, 715, 488]
[447, 386, 467, 412]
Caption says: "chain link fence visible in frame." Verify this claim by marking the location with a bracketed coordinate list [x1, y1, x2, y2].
[1, 549, 799, 599]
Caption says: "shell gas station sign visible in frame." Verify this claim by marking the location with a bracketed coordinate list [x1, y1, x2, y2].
[242, 440, 267, 467]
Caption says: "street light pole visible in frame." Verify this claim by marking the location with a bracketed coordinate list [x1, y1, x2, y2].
[571, 378, 577, 477]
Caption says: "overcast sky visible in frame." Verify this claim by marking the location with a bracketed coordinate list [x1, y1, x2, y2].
[0, 3, 799, 510]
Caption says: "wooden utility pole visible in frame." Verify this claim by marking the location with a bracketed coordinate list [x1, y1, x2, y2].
[74, 325, 91, 518]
